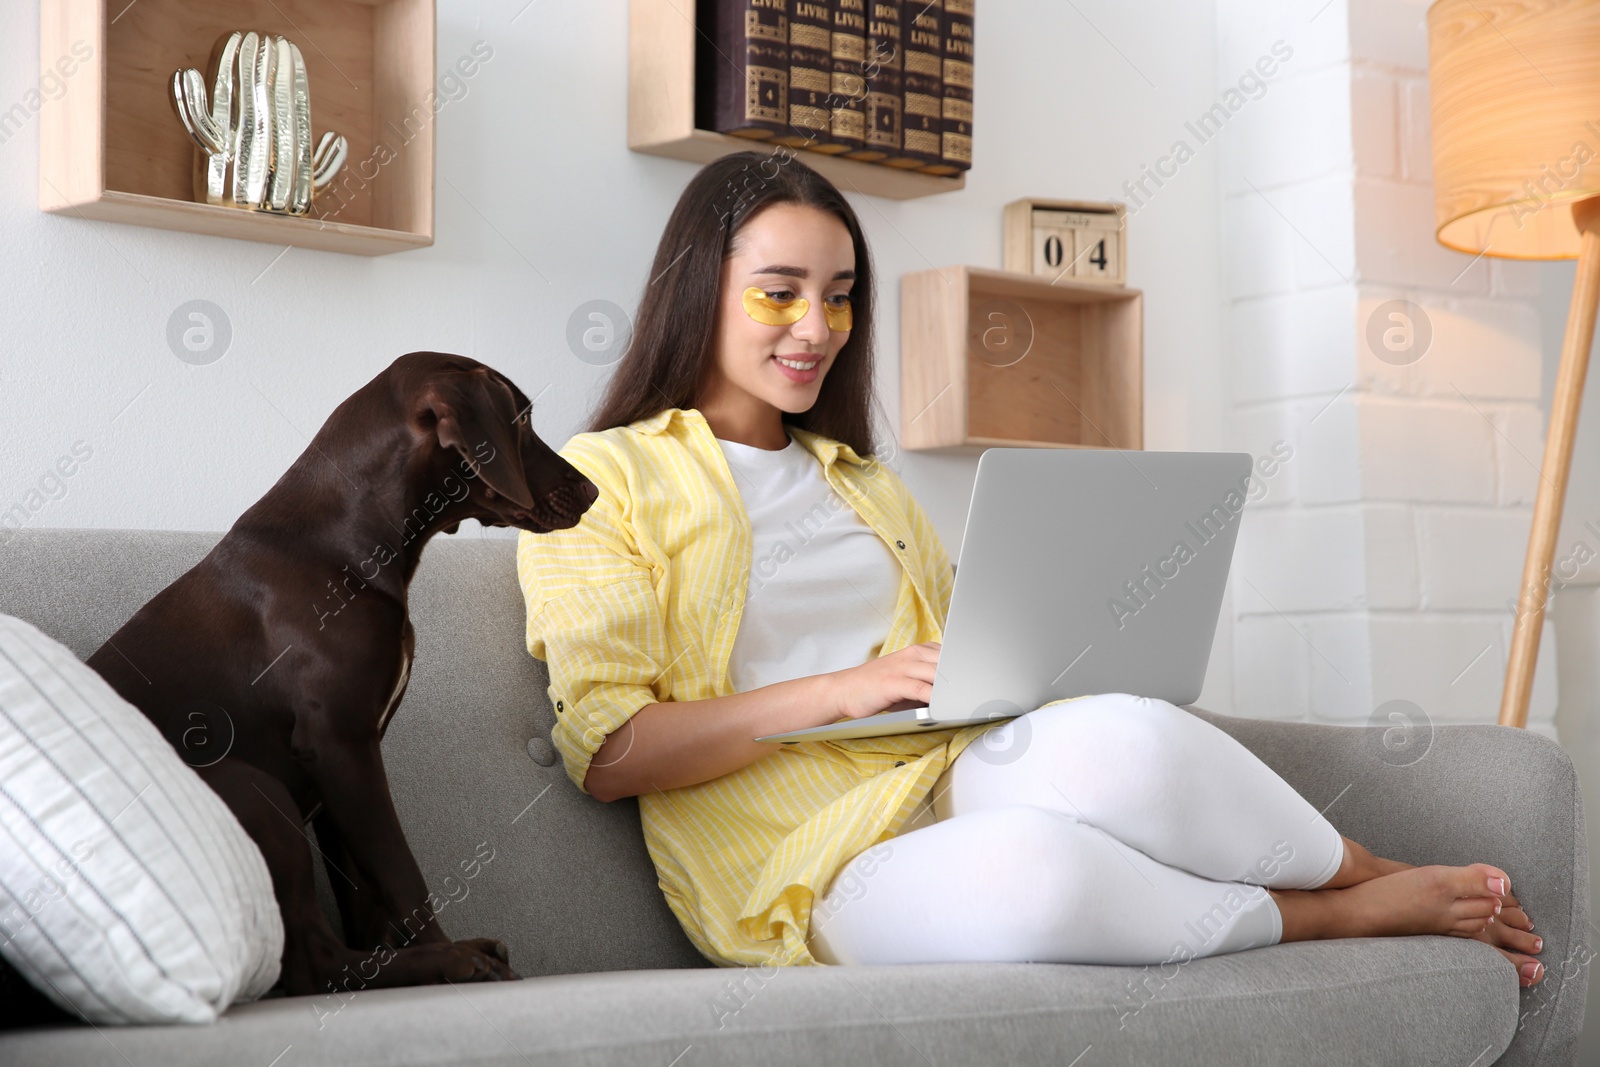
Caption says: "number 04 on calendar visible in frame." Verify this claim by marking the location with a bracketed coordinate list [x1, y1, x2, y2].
[1002, 198, 1127, 287]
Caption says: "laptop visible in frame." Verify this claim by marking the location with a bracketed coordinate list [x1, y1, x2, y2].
[753, 448, 1254, 744]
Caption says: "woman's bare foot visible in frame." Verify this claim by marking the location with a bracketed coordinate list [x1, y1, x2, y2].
[1269, 862, 1546, 987]
[1305, 837, 1545, 987]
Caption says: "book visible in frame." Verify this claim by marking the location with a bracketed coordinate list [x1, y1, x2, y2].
[887, 0, 942, 169]
[845, 0, 902, 161]
[821, 0, 868, 156]
[772, 0, 833, 148]
[923, 0, 972, 174]
[698, 0, 791, 140]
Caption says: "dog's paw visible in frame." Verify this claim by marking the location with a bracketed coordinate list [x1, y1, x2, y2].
[456, 936, 512, 967]
[442, 940, 519, 983]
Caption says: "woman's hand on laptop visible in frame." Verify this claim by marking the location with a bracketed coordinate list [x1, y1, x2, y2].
[823, 641, 942, 720]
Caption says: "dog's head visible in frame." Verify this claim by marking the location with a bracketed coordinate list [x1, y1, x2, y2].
[397, 352, 597, 535]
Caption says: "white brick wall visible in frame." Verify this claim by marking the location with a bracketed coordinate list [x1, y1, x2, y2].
[1232, 614, 1311, 719]
[1354, 178, 1492, 291]
[1358, 398, 1499, 503]
[1235, 504, 1370, 613]
[1224, 191, 1304, 300]
[1416, 507, 1538, 610]
[1410, 298, 1542, 400]
[1216, 0, 1350, 78]
[1280, 177, 1359, 287]
[1225, 65, 1355, 191]
[1495, 405, 1548, 506]
[1230, 288, 1357, 403]
[1369, 615, 1519, 721]
[1303, 614, 1379, 720]
[1216, 0, 1558, 733]
[1490, 259, 1543, 299]
[1350, 69, 1398, 179]
[1230, 404, 1302, 505]
[1346, 0, 1431, 70]
[1363, 504, 1420, 610]
[1297, 394, 1362, 504]
[1397, 76, 1433, 183]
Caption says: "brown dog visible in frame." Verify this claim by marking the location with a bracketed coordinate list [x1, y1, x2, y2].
[86, 352, 596, 995]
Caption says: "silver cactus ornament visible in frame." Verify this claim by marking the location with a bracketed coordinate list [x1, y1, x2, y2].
[170, 31, 348, 215]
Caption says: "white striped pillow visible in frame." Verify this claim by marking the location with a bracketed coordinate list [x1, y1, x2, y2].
[0, 613, 283, 1024]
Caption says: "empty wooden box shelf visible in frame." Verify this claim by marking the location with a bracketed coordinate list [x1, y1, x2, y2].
[39, 0, 435, 256]
[627, 0, 964, 201]
[901, 267, 1143, 452]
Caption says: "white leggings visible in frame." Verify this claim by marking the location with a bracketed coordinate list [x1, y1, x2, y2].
[806, 693, 1346, 966]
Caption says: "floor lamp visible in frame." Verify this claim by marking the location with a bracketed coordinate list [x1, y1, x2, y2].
[1428, 0, 1600, 729]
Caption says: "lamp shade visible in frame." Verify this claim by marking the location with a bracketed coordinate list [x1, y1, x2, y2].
[1428, 0, 1600, 259]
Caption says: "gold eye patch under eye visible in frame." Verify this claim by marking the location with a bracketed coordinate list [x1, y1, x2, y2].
[742, 287, 855, 331]
[743, 287, 808, 326]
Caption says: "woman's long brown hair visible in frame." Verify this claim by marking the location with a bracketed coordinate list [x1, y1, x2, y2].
[584, 151, 880, 459]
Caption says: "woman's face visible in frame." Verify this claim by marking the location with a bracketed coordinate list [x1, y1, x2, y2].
[707, 202, 856, 418]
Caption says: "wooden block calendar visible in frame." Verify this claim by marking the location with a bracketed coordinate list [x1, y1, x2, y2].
[1002, 198, 1127, 286]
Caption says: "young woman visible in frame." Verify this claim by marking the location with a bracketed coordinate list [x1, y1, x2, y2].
[515, 152, 1545, 987]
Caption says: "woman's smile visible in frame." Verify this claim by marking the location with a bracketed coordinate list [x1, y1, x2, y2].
[772, 352, 824, 381]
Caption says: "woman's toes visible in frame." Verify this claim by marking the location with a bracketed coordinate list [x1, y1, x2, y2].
[1460, 862, 1511, 899]
[1474, 920, 1543, 954]
[1489, 885, 1534, 930]
[1494, 948, 1546, 987]
[1451, 894, 1499, 923]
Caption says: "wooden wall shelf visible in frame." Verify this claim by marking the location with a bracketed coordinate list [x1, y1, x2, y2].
[627, 0, 965, 201]
[40, 0, 435, 256]
[901, 267, 1143, 452]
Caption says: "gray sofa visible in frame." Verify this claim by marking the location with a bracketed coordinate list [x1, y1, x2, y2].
[0, 527, 1588, 1066]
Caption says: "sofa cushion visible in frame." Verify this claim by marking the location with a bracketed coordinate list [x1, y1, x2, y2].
[0, 613, 282, 1024]
[0, 937, 1517, 1065]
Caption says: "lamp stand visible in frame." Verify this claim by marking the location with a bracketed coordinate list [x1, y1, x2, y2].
[1502, 196, 1600, 728]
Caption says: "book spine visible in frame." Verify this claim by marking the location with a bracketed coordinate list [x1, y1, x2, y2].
[847, 0, 901, 161]
[819, 0, 868, 156]
[890, 0, 943, 168]
[772, 0, 834, 147]
[925, 0, 973, 173]
[702, 0, 790, 140]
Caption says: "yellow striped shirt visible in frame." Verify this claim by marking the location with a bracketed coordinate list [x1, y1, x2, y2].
[515, 406, 1077, 968]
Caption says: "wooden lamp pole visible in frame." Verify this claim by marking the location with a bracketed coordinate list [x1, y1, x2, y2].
[1502, 199, 1600, 727]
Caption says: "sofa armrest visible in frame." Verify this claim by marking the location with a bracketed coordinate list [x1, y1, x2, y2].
[1184, 704, 1589, 1067]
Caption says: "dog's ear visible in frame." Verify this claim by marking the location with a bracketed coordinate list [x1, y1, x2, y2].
[423, 373, 537, 510]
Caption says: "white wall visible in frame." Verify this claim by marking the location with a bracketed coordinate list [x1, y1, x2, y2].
[1, 1, 1233, 705]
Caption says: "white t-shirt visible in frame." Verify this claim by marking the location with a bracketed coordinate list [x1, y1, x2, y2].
[716, 431, 902, 694]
